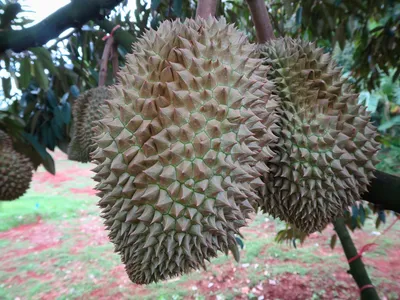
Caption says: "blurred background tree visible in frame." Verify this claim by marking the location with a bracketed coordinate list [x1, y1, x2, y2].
[0, 0, 399, 250]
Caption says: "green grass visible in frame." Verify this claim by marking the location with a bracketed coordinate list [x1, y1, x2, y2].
[269, 264, 309, 276]
[0, 192, 97, 231]
[242, 238, 271, 263]
[266, 243, 341, 264]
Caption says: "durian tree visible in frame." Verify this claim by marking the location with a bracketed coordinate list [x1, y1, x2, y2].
[1, 0, 400, 299]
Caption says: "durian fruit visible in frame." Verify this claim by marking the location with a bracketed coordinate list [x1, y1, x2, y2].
[68, 86, 112, 163]
[0, 129, 13, 150]
[92, 17, 279, 284]
[257, 37, 380, 233]
[0, 147, 33, 201]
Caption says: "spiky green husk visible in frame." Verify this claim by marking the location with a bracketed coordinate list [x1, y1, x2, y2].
[92, 17, 279, 284]
[258, 37, 380, 234]
[68, 86, 111, 163]
[0, 129, 13, 150]
[0, 148, 33, 201]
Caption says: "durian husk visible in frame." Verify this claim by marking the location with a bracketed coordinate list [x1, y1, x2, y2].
[92, 17, 279, 284]
[68, 86, 111, 163]
[258, 37, 380, 234]
[0, 147, 33, 201]
[0, 129, 13, 150]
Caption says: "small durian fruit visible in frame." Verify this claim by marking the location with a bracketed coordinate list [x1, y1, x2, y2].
[68, 86, 111, 163]
[0, 129, 13, 150]
[0, 147, 33, 201]
[92, 17, 279, 284]
[257, 37, 380, 233]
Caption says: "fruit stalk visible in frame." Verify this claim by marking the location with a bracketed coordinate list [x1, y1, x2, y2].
[99, 35, 114, 87]
[333, 217, 380, 300]
[246, 0, 275, 43]
[196, 0, 218, 18]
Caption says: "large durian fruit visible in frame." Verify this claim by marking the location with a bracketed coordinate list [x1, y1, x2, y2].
[257, 37, 380, 233]
[91, 17, 279, 284]
[68, 86, 112, 163]
[0, 130, 34, 201]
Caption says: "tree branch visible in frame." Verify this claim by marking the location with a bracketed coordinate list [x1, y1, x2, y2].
[362, 170, 400, 213]
[0, 0, 124, 53]
[333, 217, 380, 300]
[246, 0, 275, 43]
[196, 0, 218, 18]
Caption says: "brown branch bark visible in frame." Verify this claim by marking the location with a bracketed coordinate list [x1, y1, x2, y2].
[0, 0, 124, 53]
[362, 170, 400, 213]
[196, 0, 218, 18]
[246, 0, 275, 43]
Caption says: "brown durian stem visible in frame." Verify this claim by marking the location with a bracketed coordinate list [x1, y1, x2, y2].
[246, 0, 275, 43]
[362, 170, 400, 214]
[196, 0, 218, 18]
[112, 42, 119, 78]
[333, 217, 381, 300]
[99, 36, 114, 87]
[96, 19, 135, 52]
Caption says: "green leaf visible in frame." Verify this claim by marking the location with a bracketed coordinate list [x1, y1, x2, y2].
[151, 0, 161, 11]
[46, 90, 58, 108]
[33, 59, 49, 91]
[378, 210, 386, 224]
[351, 204, 359, 218]
[359, 205, 366, 225]
[51, 118, 63, 140]
[61, 102, 71, 124]
[295, 7, 302, 25]
[330, 234, 337, 249]
[46, 124, 56, 150]
[19, 56, 31, 89]
[235, 237, 244, 249]
[283, 0, 294, 15]
[22, 132, 55, 174]
[29, 111, 42, 134]
[29, 47, 58, 76]
[2, 77, 11, 98]
[70, 85, 80, 97]
[378, 116, 400, 132]
[172, 0, 182, 17]
[52, 106, 64, 128]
